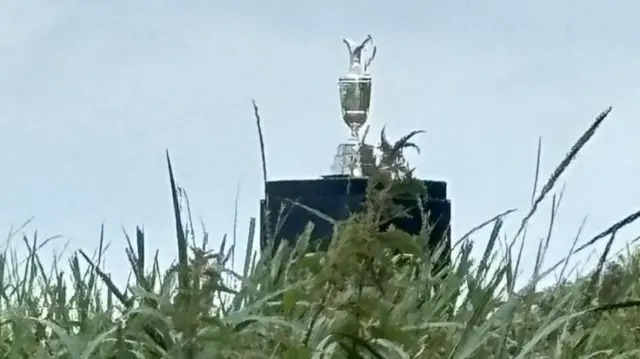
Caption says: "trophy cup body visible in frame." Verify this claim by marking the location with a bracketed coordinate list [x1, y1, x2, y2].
[338, 72, 372, 136]
[260, 35, 451, 271]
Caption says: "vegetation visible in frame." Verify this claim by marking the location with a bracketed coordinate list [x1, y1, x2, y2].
[1, 105, 639, 358]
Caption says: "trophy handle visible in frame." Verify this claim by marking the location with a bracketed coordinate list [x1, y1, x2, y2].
[342, 39, 357, 70]
[364, 44, 376, 72]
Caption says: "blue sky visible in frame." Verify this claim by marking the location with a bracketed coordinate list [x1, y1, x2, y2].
[1, 0, 639, 288]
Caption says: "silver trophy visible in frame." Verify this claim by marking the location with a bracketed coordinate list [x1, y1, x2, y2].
[331, 34, 377, 176]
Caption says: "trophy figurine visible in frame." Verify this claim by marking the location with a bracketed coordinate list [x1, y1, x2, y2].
[331, 35, 377, 177]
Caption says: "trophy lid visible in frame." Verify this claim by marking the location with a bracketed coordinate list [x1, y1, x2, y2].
[343, 35, 376, 75]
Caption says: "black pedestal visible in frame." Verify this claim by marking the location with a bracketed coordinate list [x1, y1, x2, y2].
[260, 175, 451, 267]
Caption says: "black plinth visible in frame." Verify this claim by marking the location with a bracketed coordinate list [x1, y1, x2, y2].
[260, 175, 451, 268]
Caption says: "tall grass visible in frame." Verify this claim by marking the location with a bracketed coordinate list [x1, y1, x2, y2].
[1, 105, 640, 358]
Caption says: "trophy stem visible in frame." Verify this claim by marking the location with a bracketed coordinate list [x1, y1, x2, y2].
[350, 124, 360, 140]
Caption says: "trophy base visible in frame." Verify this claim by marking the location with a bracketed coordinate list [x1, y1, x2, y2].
[260, 177, 451, 271]
[331, 143, 375, 177]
